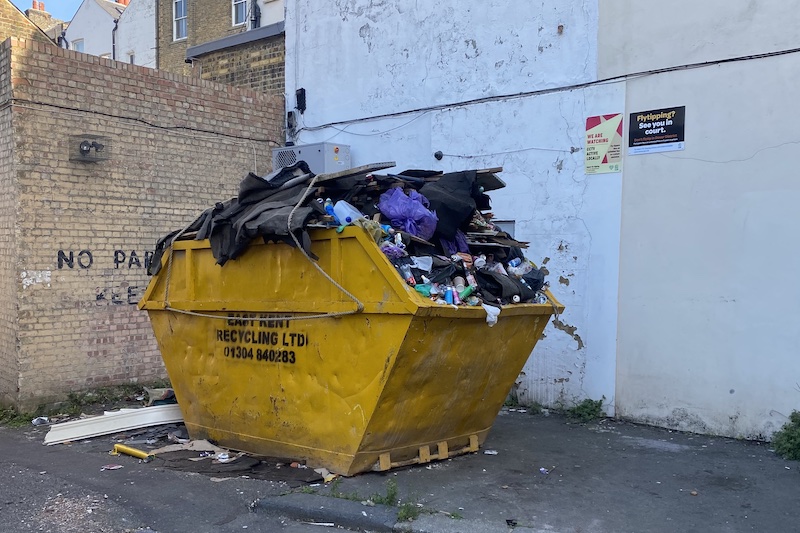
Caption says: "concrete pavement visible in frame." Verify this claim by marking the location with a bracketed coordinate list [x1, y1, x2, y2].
[1, 408, 798, 532]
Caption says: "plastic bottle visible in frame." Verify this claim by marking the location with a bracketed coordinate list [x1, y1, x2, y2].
[399, 264, 416, 286]
[473, 255, 487, 269]
[508, 257, 522, 268]
[323, 198, 338, 224]
[333, 200, 363, 226]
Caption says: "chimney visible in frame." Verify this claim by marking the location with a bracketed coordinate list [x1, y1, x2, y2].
[32, 0, 39, 9]
[39, 2, 45, 11]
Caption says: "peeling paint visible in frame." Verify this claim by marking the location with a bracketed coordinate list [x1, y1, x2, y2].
[552, 317, 584, 350]
[558, 275, 570, 286]
[541, 257, 550, 265]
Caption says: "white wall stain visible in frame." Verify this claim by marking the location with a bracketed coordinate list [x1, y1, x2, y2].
[21, 270, 52, 290]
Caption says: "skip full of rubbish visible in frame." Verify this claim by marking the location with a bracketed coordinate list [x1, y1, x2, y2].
[149, 163, 554, 321]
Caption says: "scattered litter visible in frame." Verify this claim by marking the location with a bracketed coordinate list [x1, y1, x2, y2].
[39, 471, 46, 475]
[101, 464, 124, 471]
[501, 485, 509, 489]
[539, 467, 550, 475]
[361, 511, 367, 517]
[209, 477, 232, 483]
[361, 500, 375, 507]
[506, 519, 519, 527]
[542, 409, 550, 417]
[109, 444, 153, 462]
[690, 490, 698, 496]
[150, 439, 227, 456]
[290, 461, 308, 469]
[31, 416, 49, 426]
[483, 450, 499, 455]
[300, 522, 335, 527]
[216, 453, 230, 462]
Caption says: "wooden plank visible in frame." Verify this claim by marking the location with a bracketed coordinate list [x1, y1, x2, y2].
[314, 162, 396, 184]
[475, 172, 506, 192]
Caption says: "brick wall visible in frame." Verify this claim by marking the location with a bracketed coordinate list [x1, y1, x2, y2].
[156, 0, 190, 76]
[0, 45, 19, 405]
[0, 0, 53, 43]
[198, 33, 284, 95]
[2, 38, 282, 409]
[158, 0, 247, 76]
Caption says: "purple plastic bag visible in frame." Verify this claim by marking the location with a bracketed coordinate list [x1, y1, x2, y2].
[378, 188, 438, 241]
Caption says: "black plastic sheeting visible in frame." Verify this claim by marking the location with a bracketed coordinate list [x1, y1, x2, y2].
[149, 162, 317, 275]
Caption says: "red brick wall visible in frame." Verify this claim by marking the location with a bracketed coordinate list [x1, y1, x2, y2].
[1, 38, 282, 409]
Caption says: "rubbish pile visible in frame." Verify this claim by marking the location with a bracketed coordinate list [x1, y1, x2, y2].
[149, 161, 549, 308]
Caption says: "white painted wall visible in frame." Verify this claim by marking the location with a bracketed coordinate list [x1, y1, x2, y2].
[604, 3, 800, 438]
[64, 0, 122, 58]
[261, 0, 284, 25]
[286, 0, 623, 413]
[117, 0, 155, 67]
[599, 0, 800, 77]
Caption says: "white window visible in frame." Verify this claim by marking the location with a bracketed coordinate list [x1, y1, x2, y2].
[232, 0, 247, 26]
[72, 39, 84, 52]
[173, 0, 187, 40]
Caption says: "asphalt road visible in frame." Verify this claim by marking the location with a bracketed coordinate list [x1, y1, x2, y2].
[1, 410, 799, 533]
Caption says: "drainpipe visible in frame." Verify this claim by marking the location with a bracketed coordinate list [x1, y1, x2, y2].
[112, 18, 119, 60]
[249, 0, 260, 30]
[57, 27, 69, 49]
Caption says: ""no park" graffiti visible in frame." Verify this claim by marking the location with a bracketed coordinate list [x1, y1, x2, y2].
[57, 250, 155, 270]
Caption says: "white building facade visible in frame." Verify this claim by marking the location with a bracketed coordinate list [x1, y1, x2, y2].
[284, 0, 800, 439]
[116, 0, 155, 67]
[63, 0, 126, 58]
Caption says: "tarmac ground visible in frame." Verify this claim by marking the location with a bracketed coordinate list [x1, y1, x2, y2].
[1, 407, 798, 532]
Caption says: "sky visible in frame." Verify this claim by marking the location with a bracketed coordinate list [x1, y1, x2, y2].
[12, 0, 83, 22]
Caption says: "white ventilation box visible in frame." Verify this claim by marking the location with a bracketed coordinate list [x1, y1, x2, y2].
[272, 143, 351, 174]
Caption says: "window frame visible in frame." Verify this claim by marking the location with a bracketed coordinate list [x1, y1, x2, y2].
[173, 0, 187, 41]
[232, 0, 247, 26]
[72, 39, 84, 53]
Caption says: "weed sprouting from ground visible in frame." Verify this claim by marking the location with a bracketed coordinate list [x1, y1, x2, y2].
[397, 502, 421, 522]
[0, 407, 31, 427]
[0, 380, 172, 427]
[527, 402, 543, 415]
[772, 410, 800, 460]
[566, 396, 606, 422]
[371, 478, 399, 505]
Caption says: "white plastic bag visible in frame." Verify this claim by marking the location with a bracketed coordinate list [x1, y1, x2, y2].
[482, 303, 501, 327]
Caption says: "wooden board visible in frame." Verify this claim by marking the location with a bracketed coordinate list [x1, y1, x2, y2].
[314, 162, 396, 184]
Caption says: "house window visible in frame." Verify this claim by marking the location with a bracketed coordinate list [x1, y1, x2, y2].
[173, 0, 187, 40]
[232, 0, 247, 26]
[72, 39, 84, 52]
[128, 53, 135, 64]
